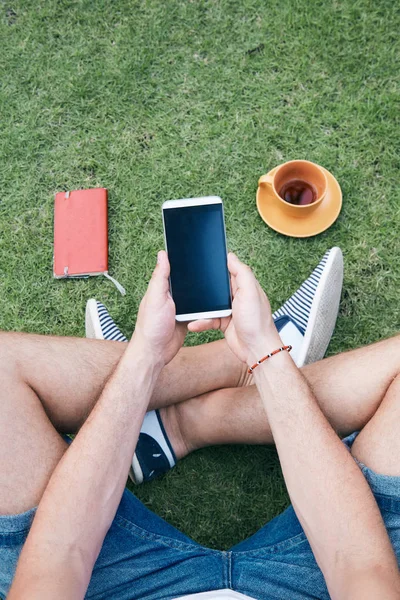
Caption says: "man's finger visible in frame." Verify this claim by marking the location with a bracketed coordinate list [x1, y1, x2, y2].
[147, 251, 171, 297]
[219, 316, 231, 333]
[230, 273, 238, 297]
[228, 253, 256, 290]
[187, 319, 221, 333]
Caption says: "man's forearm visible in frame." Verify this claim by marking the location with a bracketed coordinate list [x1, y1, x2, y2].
[9, 336, 162, 598]
[253, 348, 399, 598]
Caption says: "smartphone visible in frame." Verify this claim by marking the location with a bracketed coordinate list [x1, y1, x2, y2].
[162, 196, 232, 322]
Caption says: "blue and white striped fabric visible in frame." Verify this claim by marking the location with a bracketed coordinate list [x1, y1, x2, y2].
[96, 301, 128, 342]
[272, 249, 331, 335]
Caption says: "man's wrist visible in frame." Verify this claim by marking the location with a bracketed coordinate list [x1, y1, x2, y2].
[126, 332, 165, 373]
[246, 328, 283, 366]
[251, 346, 293, 380]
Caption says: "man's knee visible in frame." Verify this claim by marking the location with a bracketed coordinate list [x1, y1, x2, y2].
[0, 332, 22, 381]
[351, 373, 400, 477]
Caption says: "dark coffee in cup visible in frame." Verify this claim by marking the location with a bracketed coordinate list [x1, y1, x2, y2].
[279, 179, 317, 206]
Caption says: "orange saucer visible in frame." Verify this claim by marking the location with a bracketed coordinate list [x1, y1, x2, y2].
[256, 165, 342, 238]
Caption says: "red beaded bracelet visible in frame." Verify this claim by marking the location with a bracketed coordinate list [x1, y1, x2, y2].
[248, 345, 292, 374]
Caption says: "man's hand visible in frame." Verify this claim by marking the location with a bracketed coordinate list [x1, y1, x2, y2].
[188, 253, 281, 364]
[133, 251, 186, 367]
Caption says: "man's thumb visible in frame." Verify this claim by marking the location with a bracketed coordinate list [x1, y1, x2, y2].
[148, 251, 170, 296]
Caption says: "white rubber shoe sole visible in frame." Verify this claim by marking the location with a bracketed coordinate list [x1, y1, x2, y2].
[85, 299, 105, 340]
[296, 247, 343, 366]
[131, 455, 144, 485]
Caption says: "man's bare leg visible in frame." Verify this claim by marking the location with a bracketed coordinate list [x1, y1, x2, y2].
[2, 331, 400, 515]
[351, 372, 400, 475]
[0, 331, 242, 515]
[163, 335, 400, 458]
[0, 332, 243, 433]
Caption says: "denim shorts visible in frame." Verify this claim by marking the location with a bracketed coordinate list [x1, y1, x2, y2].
[2, 432, 400, 600]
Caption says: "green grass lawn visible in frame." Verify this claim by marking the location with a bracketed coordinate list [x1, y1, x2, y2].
[1, 0, 399, 550]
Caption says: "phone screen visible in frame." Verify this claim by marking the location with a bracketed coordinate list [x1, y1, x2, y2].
[163, 202, 231, 315]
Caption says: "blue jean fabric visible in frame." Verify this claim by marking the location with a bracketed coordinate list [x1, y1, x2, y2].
[2, 432, 400, 600]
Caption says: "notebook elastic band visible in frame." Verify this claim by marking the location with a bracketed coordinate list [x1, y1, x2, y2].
[103, 272, 126, 296]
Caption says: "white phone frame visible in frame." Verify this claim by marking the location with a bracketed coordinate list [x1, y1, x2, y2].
[162, 196, 232, 322]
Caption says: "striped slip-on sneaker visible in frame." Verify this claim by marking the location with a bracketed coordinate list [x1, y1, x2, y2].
[85, 299, 128, 342]
[130, 410, 177, 485]
[273, 247, 343, 367]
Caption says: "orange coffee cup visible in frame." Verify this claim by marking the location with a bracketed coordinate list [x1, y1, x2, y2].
[258, 160, 328, 218]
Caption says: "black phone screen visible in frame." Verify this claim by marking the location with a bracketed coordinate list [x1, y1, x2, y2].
[163, 202, 231, 315]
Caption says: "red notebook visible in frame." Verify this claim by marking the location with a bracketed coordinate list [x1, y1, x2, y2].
[53, 188, 125, 294]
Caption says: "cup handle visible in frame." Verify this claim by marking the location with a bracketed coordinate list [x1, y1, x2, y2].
[258, 174, 274, 188]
